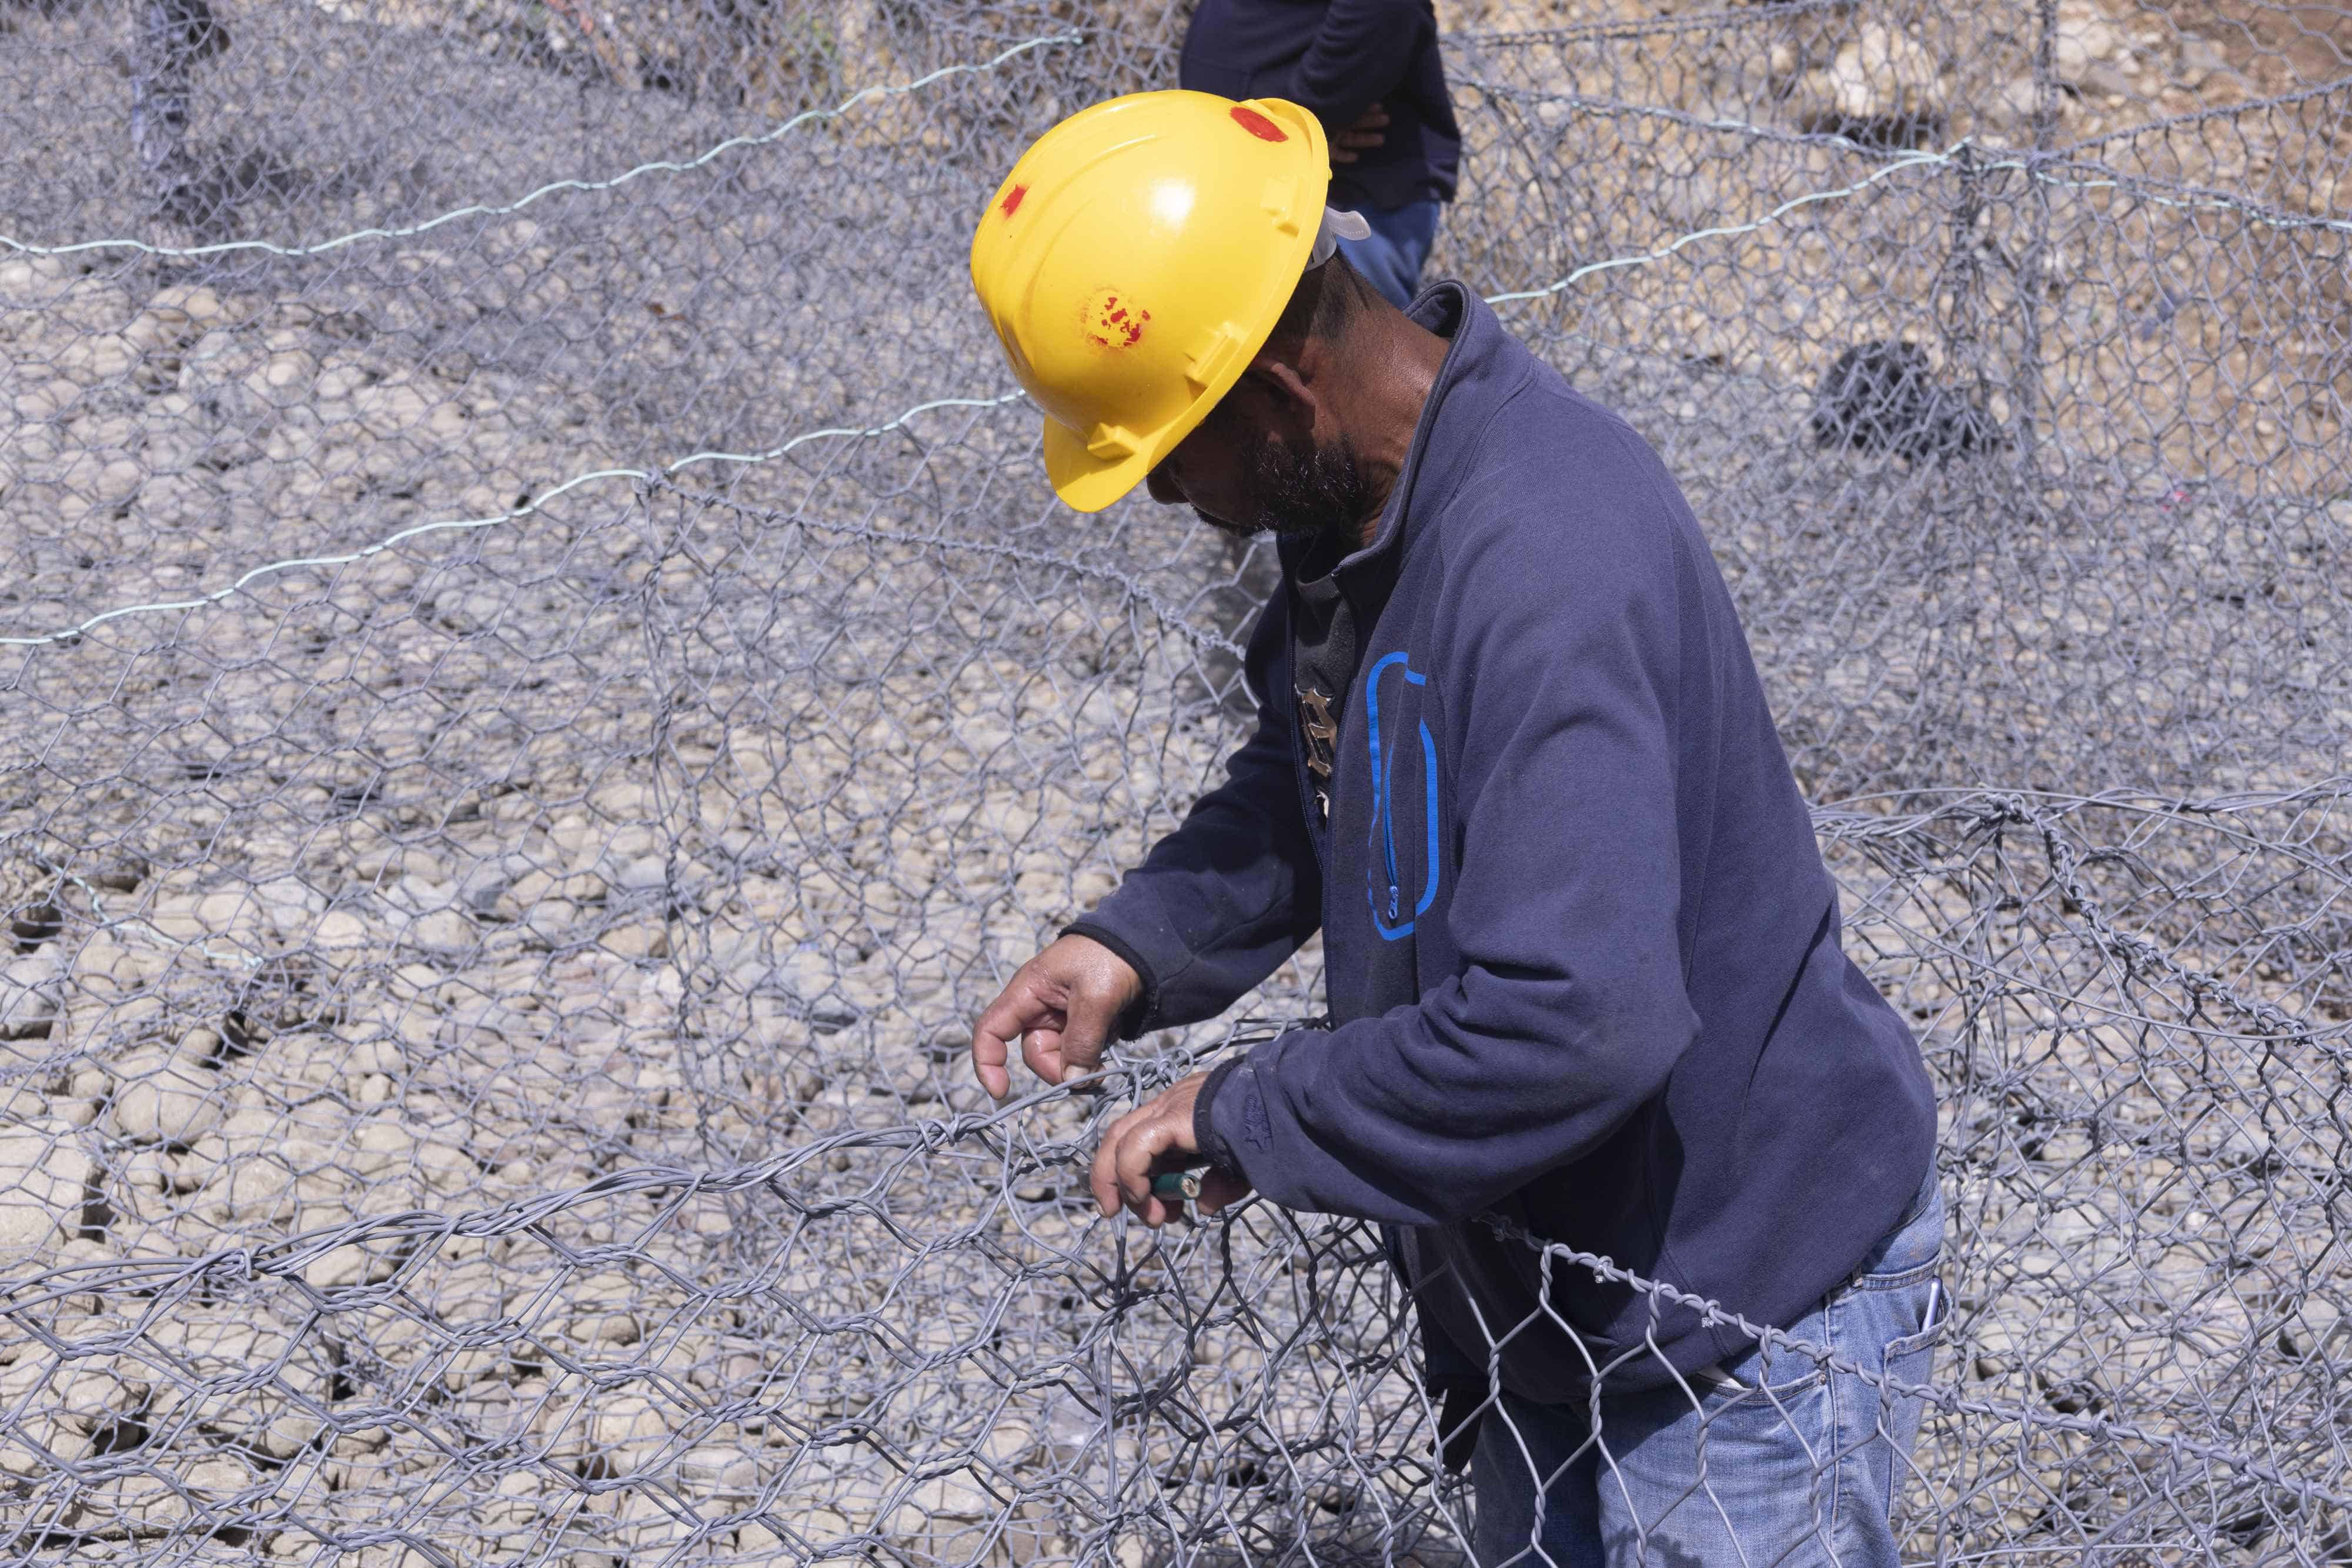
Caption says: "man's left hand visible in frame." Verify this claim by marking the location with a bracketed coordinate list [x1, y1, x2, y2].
[1330, 101, 1391, 165]
[1092, 1072, 1254, 1226]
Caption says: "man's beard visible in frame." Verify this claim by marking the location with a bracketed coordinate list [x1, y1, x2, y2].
[1197, 430, 1376, 547]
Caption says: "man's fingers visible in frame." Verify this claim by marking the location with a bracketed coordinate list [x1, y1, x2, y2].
[1197, 1169, 1252, 1216]
[970, 992, 1028, 1100]
[971, 982, 1055, 1098]
[973, 937, 1140, 1100]
[1020, 1027, 1067, 1086]
[1091, 1108, 1140, 1217]
[970, 1044, 1008, 1099]
[1333, 120, 1386, 164]
[1053, 982, 1122, 1077]
[1112, 1118, 1175, 1217]
[1334, 101, 1389, 167]
[1090, 1105, 1172, 1220]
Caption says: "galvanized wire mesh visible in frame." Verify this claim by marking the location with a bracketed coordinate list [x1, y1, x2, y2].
[1, 0, 2347, 1562]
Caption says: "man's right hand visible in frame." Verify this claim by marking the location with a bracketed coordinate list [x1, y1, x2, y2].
[970, 934, 1143, 1100]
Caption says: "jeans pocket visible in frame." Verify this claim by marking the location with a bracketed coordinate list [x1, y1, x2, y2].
[1876, 1288, 1948, 1511]
[1687, 1327, 1832, 1450]
[1689, 1366, 1828, 1451]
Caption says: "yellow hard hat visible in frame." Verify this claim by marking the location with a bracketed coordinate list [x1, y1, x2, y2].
[970, 91, 1332, 513]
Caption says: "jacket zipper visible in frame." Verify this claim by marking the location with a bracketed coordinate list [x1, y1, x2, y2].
[1282, 618, 1333, 878]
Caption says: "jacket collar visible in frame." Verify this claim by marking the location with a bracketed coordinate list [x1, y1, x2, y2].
[1289, 282, 1524, 591]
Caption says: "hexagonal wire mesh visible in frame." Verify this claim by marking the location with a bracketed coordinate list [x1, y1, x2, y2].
[0, 0, 2347, 1562]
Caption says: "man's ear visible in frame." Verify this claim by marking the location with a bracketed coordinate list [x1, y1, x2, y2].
[1240, 358, 1319, 436]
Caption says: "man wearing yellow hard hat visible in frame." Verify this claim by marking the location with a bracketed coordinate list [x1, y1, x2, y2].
[968, 91, 1942, 1567]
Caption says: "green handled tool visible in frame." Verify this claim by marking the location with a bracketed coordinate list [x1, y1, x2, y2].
[1150, 1167, 1204, 1201]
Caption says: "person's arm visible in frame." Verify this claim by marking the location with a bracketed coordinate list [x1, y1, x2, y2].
[1188, 447, 1709, 1226]
[1066, 592, 1322, 1034]
[1272, 0, 1430, 142]
[972, 594, 1320, 1100]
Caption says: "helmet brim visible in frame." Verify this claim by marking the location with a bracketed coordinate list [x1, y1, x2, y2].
[1043, 416, 1160, 515]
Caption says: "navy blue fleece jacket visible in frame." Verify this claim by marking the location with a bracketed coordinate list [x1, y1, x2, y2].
[1067, 286, 1936, 1398]
[1180, 0, 1461, 209]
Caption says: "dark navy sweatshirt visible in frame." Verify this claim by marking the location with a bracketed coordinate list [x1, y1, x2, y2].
[1068, 285, 1936, 1399]
[1179, 0, 1462, 210]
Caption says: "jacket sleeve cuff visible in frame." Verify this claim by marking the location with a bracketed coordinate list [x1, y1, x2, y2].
[1060, 921, 1157, 1041]
[1190, 1055, 1248, 1179]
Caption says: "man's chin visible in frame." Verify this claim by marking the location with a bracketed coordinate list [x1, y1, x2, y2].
[1193, 508, 1265, 540]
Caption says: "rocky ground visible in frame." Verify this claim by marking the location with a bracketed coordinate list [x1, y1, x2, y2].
[1441, 0, 2350, 499]
[0, 0, 2347, 1561]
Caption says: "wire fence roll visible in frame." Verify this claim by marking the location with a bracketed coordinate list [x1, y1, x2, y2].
[1, 0, 2347, 1562]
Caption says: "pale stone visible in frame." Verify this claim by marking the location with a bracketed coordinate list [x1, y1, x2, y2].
[344, 1034, 406, 1079]
[62, 989, 167, 1057]
[350, 1116, 417, 1178]
[577, 1303, 643, 1347]
[898, 1470, 997, 1523]
[0, 1408, 93, 1476]
[107, 1049, 223, 1145]
[436, 1345, 506, 1389]
[12, 376, 77, 422]
[302, 1242, 392, 1289]
[614, 1488, 688, 1549]
[2077, 61, 2135, 99]
[1825, 24, 1942, 127]
[259, 350, 316, 390]
[612, 855, 669, 892]
[409, 908, 475, 952]
[982, 1419, 1034, 1465]
[355, 381, 432, 434]
[187, 1457, 249, 1496]
[2274, 1296, 2346, 1362]
[2055, 5, 2125, 81]
[121, 306, 192, 353]
[736, 1519, 787, 1552]
[677, 1445, 759, 1493]
[196, 888, 262, 934]
[255, 877, 326, 930]
[589, 1392, 667, 1469]
[0, 951, 64, 1038]
[59, 332, 135, 382]
[2177, 36, 2229, 78]
[173, 1026, 223, 1066]
[0, 1126, 92, 1251]
[71, 1472, 183, 1537]
[415, 1138, 475, 1193]
[598, 922, 669, 959]
[149, 283, 230, 327]
[257, 1033, 344, 1091]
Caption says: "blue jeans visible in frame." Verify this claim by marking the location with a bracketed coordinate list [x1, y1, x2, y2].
[1469, 1174, 1947, 1568]
[1337, 198, 1442, 310]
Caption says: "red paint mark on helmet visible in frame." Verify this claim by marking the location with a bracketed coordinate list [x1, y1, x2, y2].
[1230, 105, 1287, 142]
[1000, 183, 1027, 218]
[1083, 288, 1150, 350]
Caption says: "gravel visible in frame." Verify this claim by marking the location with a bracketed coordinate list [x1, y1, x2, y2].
[0, 0, 2346, 1560]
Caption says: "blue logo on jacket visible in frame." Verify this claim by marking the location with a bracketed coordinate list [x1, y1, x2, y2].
[1364, 651, 1441, 940]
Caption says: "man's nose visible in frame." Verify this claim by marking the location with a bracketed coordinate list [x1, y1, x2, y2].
[1144, 461, 1185, 506]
